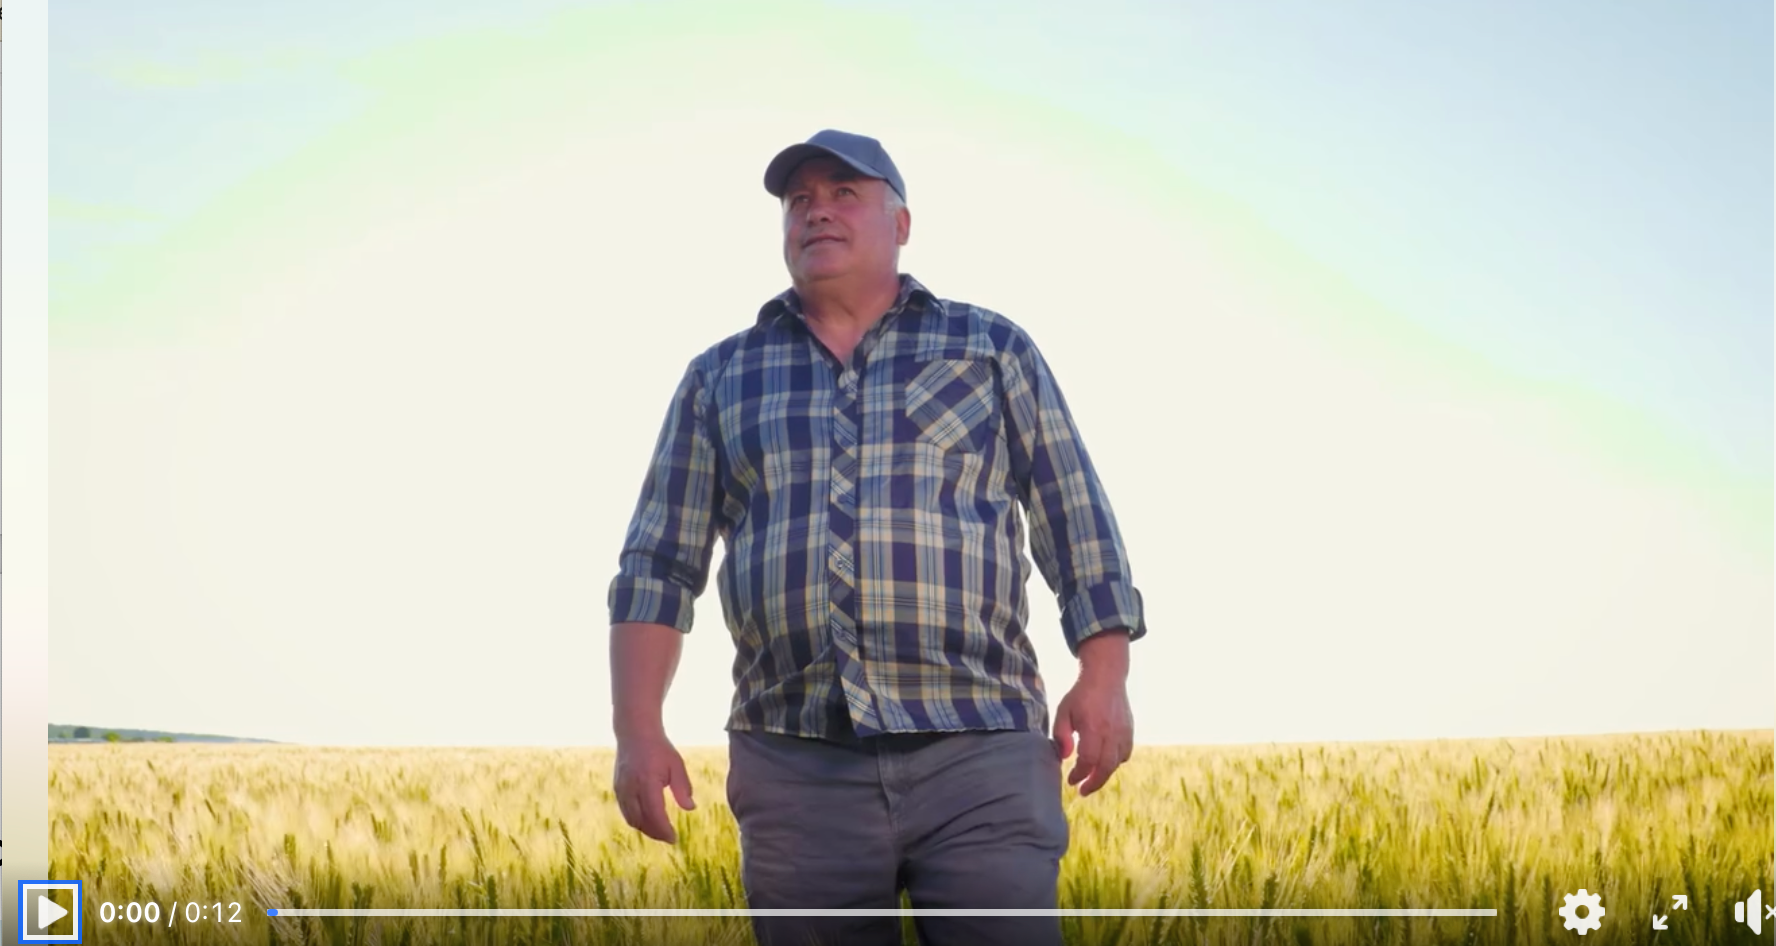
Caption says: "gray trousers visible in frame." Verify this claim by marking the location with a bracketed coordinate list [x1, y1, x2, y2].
[725, 727, 1070, 946]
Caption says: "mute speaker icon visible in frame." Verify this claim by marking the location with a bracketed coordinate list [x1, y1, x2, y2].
[1734, 888, 1764, 934]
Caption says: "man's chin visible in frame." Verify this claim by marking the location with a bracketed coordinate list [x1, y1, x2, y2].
[791, 262, 850, 283]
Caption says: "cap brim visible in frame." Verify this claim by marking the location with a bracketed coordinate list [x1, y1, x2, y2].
[763, 143, 885, 198]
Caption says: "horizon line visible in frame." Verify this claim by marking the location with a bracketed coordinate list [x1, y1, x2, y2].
[51, 725, 1776, 750]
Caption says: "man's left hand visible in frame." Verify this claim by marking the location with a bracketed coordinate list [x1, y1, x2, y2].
[1051, 669, 1134, 797]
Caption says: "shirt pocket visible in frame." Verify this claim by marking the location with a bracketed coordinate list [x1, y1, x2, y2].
[904, 357, 999, 454]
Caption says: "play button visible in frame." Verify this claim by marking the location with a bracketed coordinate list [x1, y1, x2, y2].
[36, 895, 69, 928]
[17, 880, 82, 942]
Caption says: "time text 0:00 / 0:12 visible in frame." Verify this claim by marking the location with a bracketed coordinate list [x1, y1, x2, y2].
[98, 901, 246, 924]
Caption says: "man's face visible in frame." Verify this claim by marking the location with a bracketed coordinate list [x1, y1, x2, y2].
[781, 156, 910, 286]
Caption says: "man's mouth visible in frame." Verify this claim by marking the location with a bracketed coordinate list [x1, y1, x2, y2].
[805, 235, 844, 247]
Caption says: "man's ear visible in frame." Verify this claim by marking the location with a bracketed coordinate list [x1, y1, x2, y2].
[896, 207, 912, 246]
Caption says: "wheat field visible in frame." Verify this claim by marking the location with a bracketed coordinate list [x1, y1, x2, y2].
[49, 730, 1772, 946]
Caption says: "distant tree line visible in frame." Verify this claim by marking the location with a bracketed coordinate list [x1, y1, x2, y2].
[52, 725, 173, 743]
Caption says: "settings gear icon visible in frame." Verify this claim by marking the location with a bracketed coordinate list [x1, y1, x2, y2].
[1559, 888, 1606, 935]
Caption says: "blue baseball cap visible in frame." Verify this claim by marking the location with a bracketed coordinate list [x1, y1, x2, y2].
[763, 129, 906, 203]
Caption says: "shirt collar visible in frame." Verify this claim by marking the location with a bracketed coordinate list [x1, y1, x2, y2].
[756, 273, 942, 326]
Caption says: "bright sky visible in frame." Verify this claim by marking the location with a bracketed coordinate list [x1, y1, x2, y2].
[50, 0, 1773, 747]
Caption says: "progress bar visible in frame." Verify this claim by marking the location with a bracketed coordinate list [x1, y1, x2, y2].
[268, 909, 1496, 918]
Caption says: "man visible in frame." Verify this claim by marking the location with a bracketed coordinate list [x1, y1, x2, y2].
[607, 129, 1146, 946]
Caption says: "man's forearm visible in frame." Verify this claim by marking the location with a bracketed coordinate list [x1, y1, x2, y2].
[611, 622, 686, 740]
[1077, 628, 1131, 685]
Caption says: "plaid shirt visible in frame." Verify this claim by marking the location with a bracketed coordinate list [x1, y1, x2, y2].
[608, 274, 1145, 741]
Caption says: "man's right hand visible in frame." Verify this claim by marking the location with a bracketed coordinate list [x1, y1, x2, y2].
[613, 732, 697, 844]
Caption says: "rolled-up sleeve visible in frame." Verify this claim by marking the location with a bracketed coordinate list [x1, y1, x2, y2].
[607, 357, 725, 633]
[1001, 334, 1146, 656]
